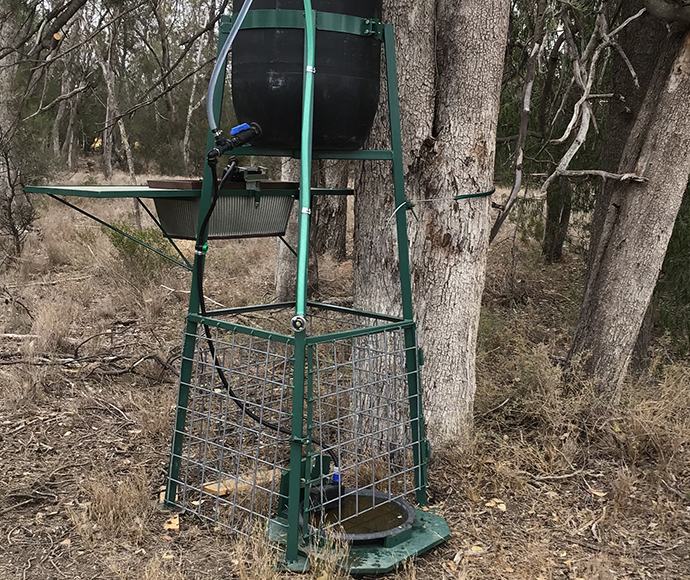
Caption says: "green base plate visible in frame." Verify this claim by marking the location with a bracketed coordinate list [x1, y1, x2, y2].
[270, 509, 451, 575]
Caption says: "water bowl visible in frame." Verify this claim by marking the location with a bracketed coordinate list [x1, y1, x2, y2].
[300, 488, 416, 545]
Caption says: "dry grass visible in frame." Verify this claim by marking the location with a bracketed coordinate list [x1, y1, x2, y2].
[0, 179, 688, 579]
[71, 469, 153, 546]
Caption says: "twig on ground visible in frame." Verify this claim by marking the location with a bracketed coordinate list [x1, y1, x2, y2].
[160, 285, 227, 308]
[518, 468, 586, 481]
[0, 499, 34, 516]
[480, 397, 511, 417]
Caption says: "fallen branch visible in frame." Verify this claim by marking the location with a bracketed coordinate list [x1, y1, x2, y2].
[556, 169, 647, 182]
[0, 499, 34, 516]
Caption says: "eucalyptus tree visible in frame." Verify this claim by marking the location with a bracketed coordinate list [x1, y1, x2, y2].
[354, 0, 510, 445]
[570, 2, 690, 400]
[0, 0, 89, 258]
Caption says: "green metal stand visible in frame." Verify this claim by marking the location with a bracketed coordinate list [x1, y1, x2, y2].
[164, 6, 450, 574]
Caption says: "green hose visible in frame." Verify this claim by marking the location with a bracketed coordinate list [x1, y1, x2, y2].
[295, 0, 316, 321]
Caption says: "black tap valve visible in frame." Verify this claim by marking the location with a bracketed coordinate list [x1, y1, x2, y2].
[208, 122, 262, 163]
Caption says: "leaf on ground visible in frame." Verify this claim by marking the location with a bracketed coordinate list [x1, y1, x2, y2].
[588, 489, 608, 498]
[485, 498, 507, 511]
[163, 514, 179, 531]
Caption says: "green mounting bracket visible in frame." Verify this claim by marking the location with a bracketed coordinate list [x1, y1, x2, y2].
[225, 9, 385, 41]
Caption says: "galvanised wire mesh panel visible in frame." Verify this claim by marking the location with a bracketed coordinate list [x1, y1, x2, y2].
[167, 323, 294, 537]
[167, 304, 424, 541]
[304, 321, 422, 540]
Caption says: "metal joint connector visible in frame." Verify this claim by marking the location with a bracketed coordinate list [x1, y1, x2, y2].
[301, 208, 312, 215]
[362, 18, 384, 40]
[291, 315, 307, 332]
[306, 65, 316, 74]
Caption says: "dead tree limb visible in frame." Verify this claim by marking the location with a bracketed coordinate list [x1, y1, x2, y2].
[490, 0, 547, 243]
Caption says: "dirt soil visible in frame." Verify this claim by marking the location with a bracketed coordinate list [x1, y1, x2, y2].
[1, 189, 689, 579]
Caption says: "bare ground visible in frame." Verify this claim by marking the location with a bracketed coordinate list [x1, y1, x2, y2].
[0, 189, 688, 579]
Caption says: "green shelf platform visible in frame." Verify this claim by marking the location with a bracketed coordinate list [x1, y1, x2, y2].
[24, 185, 198, 199]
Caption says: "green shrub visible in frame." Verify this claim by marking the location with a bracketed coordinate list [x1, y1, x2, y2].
[105, 222, 172, 277]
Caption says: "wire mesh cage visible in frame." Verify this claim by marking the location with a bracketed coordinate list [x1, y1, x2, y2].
[166, 303, 426, 546]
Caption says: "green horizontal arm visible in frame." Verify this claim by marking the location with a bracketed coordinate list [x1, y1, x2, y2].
[232, 146, 394, 160]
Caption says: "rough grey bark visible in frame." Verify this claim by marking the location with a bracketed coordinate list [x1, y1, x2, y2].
[589, 2, 666, 277]
[569, 26, 690, 399]
[588, 1, 666, 362]
[0, 4, 32, 257]
[354, 0, 510, 445]
[51, 69, 70, 158]
[183, 40, 205, 174]
[311, 160, 349, 263]
[98, 29, 140, 228]
[63, 98, 79, 172]
[275, 159, 302, 301]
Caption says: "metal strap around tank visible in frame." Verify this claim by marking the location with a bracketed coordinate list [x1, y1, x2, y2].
[225, 10, 384, 40]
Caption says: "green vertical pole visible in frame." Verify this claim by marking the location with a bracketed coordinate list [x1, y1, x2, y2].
[285, 1, 316, 566]
[165, 17, 230, 507]
[303, 344, 315, 540]
[384, 23, 428, 505]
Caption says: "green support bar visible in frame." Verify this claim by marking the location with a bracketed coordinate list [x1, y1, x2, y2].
[285, 2, 316, 566]
[165, 21, 230, 507]
[232, 145, 394, 160]
[384, 23, 428, 505]
[46, 194, 193, 271]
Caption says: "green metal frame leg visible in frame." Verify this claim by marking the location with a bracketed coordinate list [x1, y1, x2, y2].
[165, 23, 230, 507]
[286, 1, 317, 565]
[384, 23, 428, 505]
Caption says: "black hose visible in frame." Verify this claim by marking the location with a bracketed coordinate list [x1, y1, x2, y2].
[196, 156, 338, 468]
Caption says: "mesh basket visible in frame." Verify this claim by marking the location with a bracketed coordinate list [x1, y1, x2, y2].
[166, 304, 425, 543]
[154, 193, 295, 240]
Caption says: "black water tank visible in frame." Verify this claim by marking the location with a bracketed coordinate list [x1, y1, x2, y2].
[231, 0, 382, 150]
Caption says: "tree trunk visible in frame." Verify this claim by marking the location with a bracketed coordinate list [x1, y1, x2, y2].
[589, 2, 666, 277]
[311, 160, 349, 262]
[51, 69, 70, 158]
[543, 180, 572, 262]
[183, 40, 205, 175]
[275, 159, 349, 301]
[102, 93, 114, 180]
[584, 2, 665, 370]
[152, 2, 176, 124]
[354, 0, 510, 445]
[0, 4, 30, 257]
[63, 98, 79, 172]
[275, 160, 311, 301]
[569, 27, 690, 400]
